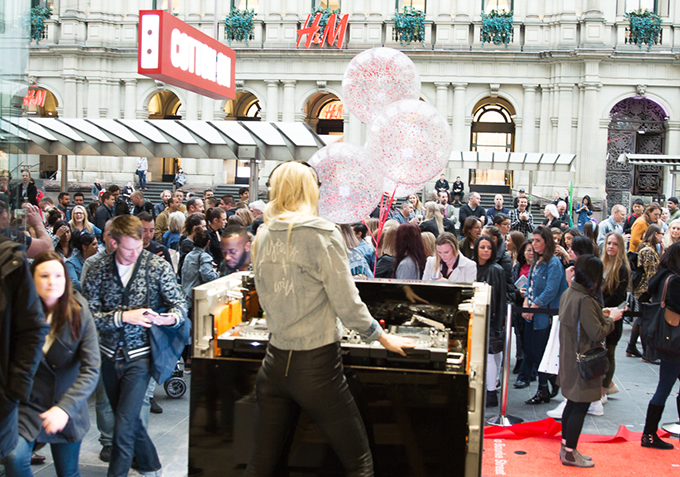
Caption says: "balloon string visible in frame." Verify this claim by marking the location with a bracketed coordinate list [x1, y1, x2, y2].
[369, 186, 398, 276]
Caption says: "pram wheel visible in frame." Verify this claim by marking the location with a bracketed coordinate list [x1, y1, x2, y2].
[164, 377, 187, 399]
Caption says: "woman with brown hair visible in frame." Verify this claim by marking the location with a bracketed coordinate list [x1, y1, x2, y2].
[459, 217, 482, 260]
[506, 230, 527, 265]
[629, 202, 661, 253]
[627, 224, 665, 362]
[4, 252, 99, 477]
[375, 221, 398, 278]
[393, 223, 427, 280]
[52, 220, 73, 259]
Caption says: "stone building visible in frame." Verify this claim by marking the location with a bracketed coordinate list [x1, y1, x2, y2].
[23, 0, 680, 208]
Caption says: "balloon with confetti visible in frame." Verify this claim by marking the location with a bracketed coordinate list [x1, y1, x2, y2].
[309, 143, 383, 224]
[342, 47, 421, 124]
[383, 177, 426, 198]
[366, 99, 453, 185]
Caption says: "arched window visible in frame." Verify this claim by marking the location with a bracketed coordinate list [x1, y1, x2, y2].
[224, 92, 261, 121]
[305, 93, 344, 136]
[470, 100, 515, 153]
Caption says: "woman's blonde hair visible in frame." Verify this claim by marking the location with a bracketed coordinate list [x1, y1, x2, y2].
[69, 205, 94, 233]
[431, 232, 460, 278]
[602, 232, 631, 296]
[235, 207, 254, 226]
[423, 201, 444, 235]
[409, 194, 423, 211]
[168, 211, 185, 234]
[377, 220, 399, 257]
[662, 218, 680, 250]
[421, 231, 436, 257]
[264, 161, 319, 225]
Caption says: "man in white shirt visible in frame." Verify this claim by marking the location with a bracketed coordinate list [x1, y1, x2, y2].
[136, 157, 148, 191]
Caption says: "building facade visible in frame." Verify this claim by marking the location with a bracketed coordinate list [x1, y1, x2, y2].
[24, 0, 680, 208]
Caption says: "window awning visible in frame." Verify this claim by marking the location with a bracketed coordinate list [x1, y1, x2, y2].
[617, 153, 680, 167]
[448, 151, 576, 172]
[0, 117, 324, 161]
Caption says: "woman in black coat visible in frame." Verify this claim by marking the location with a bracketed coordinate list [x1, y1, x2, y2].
[473, 236, 507, 407]
[12, 170, 38, 208]
[4, 252, 100, 477]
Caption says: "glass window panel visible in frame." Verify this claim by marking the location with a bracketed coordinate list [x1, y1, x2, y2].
[478, 110, 506, 123]
[318, 100, 344, 120]
[232, 0, 259, 13]
[318, 0, 341, 9]
[484, 0, 512, 14]
[626, 0, 656, 11]
[245, 101, 261, 118]
[398, 0, 426, 11]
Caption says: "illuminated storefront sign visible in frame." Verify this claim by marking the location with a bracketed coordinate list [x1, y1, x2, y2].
[319, 101, 344, 120]
[296, 13, 349, 49]
[23, 90, 47, 107]
[138, 10, 236, 100]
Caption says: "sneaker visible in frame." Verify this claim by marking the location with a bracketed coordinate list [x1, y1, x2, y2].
[150, 397, 163, 414]
[588, 400, 604, 416]
[607, 383, 620, 395]
[547, 400, 567, 419]
[99, 445, 112, 463]
[601, 394, 608, 405]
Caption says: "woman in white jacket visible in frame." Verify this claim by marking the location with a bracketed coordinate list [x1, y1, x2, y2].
[422, 232, 477, 283]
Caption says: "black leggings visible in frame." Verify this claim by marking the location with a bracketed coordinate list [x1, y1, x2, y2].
[245, 342, 373, 477]
[562, 400, 590, 449]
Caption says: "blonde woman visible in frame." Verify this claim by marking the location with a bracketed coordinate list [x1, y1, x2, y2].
[421, 231, 436, 257]
[408, 194, 424, 222]
[662, 218, 680, 250]
[601, 232, 631, 399]
[235, 207, 254, 227]
[69, 204, 101, 239]
[247, 161, 413, 475]
[422, 232, 477, 282]
[419, 201, 456, 238]
[375, 221, 398, 278]
[162, 211, 185, 251]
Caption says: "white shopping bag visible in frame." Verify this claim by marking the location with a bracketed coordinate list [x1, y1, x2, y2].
[538, 316, 560, 375]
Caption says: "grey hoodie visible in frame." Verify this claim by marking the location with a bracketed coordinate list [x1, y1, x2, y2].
[253, 216, 381, 350]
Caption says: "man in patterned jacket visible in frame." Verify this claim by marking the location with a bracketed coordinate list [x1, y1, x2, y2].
[82, 214, 187, 477]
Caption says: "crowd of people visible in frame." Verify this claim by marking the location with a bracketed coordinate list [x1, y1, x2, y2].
[3, 166, 680, 473]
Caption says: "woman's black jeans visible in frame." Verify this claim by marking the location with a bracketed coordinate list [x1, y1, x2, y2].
[518, 319, 550, 386]
[245, 342, 373, 477]
[562, 401, 590, 449]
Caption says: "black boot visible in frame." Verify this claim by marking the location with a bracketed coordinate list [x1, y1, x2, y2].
[642, 403, 674, 449]
[526, 385, 551, 405]
[627, 323, 642, 357]
[486, 390, 498, 407]
[548, 375, 560, 398]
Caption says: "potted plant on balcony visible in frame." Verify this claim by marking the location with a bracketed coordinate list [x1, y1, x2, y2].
[480, 9, 513, 47]
[393, 5, 425, 46]
[625, 8, 661, 51]
[224, 8, 255, 46]
[30, 5, 52, 44]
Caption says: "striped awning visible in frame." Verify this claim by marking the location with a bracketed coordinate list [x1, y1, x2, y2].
[0, 117, 324, 161]
[448, 151, 576, 172]
[617, 153, 680, 167]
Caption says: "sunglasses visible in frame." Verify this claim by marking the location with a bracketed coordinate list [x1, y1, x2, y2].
[266, 160, 322, 190]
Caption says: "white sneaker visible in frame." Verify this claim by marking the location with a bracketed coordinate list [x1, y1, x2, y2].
[547, 400, 567, 419]
[607, 383, 620, 395]
[588, 400, 604, 416]
[601, 394, 608, 405]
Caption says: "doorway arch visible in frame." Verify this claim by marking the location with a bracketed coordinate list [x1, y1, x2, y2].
[305, 93, 344, 135]
[606, 97, 667, 211]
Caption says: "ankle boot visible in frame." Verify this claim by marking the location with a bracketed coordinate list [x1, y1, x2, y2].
[560, 448, 594, 468]
[486, 390, 498, 407]
[526, 385, 551, 404]
[548, 375, 560, 398]
[642, 403, 674, 450]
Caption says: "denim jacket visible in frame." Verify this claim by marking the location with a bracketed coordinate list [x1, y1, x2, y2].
[527, 255, 567, 330]
[252, 217, 381, 351]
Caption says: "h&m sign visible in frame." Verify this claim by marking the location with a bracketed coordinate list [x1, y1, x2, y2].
[296, 13, 349, 49]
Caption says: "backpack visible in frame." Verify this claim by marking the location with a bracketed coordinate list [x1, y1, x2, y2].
[628, 251, 643, 289]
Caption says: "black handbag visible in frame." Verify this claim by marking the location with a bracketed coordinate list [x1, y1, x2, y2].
[641, 275, 680, 355]
[575, 295, 610, 380]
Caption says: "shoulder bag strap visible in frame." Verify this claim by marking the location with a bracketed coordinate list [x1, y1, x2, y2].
[576, 295, 585, 356]
[661, 275, 672, 308]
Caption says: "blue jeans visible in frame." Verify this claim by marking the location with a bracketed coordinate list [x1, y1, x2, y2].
[518, 319, 551, 386]
[95, 374, 115, 447]
[136, 170, 146, 190]
[101, 357, 161, 477]
[140, 377, 156, 430]
[4, 435, 81, 477]
[650, 361, 680, 407]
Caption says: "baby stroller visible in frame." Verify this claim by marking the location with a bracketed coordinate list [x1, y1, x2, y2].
[163, 360, 187, 399]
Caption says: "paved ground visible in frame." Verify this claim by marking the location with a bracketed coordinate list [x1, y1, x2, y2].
[5, 321, 678, 477]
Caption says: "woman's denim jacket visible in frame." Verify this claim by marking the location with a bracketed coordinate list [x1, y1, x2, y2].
[253, 217, 381, 351]
[527, 255, 568, 330]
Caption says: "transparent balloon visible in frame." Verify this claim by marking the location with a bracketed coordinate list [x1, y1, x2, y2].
[308, 143, 384, 224]
[383, 177, 426, 198]
[342, 47, 421, 124]
[366, 99, 453, 185]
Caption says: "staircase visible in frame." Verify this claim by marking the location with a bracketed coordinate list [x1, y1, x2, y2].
[140, 182, 245, 205]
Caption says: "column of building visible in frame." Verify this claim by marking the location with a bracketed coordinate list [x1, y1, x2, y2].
[451, 83, 467, 151]
[265, 80, 279, 122]
[123, 79, 137, 119]
[522, 85, 538, 153]
[281, 80, 296, 122]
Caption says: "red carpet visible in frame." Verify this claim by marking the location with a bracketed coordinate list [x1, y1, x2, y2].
[482, 419, 680, 476]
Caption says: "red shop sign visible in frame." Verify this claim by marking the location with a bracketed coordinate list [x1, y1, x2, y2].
[23, 90, 47, 107]
[297, 13, 349, 49]
[138, 10, 236, 100]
